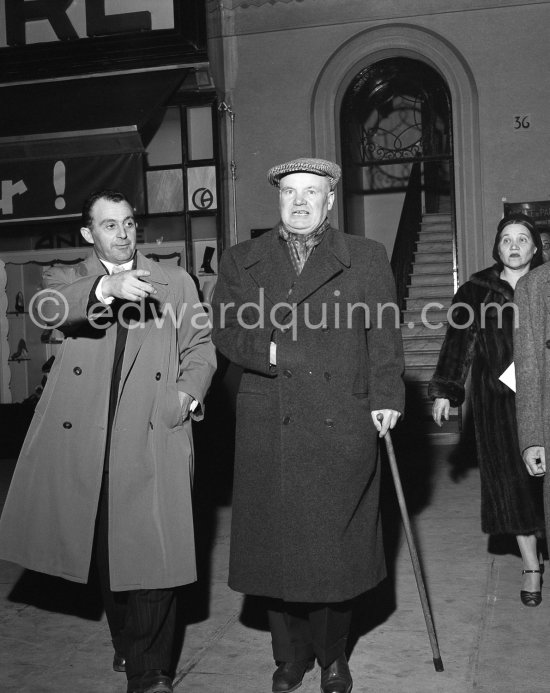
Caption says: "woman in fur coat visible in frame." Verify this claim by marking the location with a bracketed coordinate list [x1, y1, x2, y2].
[429, 213, 545, 606]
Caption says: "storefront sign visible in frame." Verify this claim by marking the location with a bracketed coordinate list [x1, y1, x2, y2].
[1, 0, 175, 46]
[0, 153, 144, 223]
[503, 200, 550, 229]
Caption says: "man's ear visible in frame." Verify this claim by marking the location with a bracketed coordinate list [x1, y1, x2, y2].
[80, 227, 94, 245]
[327, 191, 335, 211]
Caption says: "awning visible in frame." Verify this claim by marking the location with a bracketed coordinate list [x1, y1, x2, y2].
[0, 68, 189, 223]
[0, 68, 188, 141]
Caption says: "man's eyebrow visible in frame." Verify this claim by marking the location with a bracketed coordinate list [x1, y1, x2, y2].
[98, 215, 134, 225]
[280, 185, 321, 192]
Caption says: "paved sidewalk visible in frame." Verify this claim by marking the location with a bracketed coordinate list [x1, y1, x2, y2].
[0, 435, 549, 693]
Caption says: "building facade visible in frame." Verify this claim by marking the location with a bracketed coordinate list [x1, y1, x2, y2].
[207, 0, 550, 274]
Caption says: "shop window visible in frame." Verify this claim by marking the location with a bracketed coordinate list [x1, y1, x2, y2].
[146, 169, 184, 213]
[187, 166, 217, 211]
[187, 106, 214, 161]
[143, 99, 220, 285]
[146, 106, 183, 166]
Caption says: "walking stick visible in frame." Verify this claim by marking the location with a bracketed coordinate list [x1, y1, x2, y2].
[377, 414, 444, 672]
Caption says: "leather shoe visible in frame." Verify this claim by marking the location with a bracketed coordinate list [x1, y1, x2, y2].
[113, 652, 126, 672]
[272, 659, 315, 692]
[321, 655, 352, 693]
[127, 669, 173, 693]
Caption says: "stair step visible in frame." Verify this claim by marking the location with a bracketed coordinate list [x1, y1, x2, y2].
[414, 251, 453, 263]
[418, 231, 453, 242]
[421, 218, 452, 228]
[413, 262, 453, 274]
[403, 350, 441, 366]
[409, 273, 454, 286]
[420, 219, 452, 228]
[402, 336, 445, 351]
[406, 297, 452, 310]
[422, 213, 452, 223]
[403, 309, 448, 325]
[416, 240, 453, 252]
[407, 283, 455, 297]
[401, 322, 447, 337]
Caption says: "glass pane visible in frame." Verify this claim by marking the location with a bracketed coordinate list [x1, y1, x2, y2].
[146, 169, 184, 213]
[191, 215, 217, 240]
[146, 106, 182, 166]
[138, 215, 186, 243]
[187, 166, 217, 211]
[187, 106, 213, 160]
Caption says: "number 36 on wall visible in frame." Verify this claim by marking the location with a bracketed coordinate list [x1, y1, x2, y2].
[513, 114, 531, 129]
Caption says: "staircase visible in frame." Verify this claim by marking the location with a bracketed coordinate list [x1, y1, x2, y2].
[400, 212, 460, 438]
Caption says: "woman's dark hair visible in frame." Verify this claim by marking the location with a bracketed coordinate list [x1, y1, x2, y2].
[492, 212, 543, 270]
[81, 190, 131, 229]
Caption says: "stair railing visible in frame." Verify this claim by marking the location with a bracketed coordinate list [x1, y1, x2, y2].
[390, 161, 423, 315]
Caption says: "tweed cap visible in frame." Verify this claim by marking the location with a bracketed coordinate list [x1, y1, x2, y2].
[267, 157, 341, 190]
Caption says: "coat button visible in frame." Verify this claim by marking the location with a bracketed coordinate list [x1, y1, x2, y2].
[324, 418, 334, 428]
[283, 369, 292, 378]
[155, 372, 161, 380]
[546, 340, 550, 349]
[283, 416, 291, 425]
[63, 421, 72, 429]
[324, 371, 331, 381]
[73, 367, 82, 375]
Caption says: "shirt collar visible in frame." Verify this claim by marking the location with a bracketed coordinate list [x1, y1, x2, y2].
[100, 258, 134, 274]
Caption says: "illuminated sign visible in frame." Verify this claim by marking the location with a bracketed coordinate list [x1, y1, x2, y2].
[0, 0, 176, 47]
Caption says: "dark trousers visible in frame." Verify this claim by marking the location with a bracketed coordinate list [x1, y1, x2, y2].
[94, 472, 176, 679]
[267, 599, 352, 668]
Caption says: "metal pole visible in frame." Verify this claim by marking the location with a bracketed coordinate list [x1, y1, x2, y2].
[378, 416, 444, 672]
[218, 101, 238, 246]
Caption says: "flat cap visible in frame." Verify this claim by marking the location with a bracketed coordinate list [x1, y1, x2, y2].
[267, 157, 341, 190]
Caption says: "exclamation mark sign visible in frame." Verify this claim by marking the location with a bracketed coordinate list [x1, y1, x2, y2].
[53, 160, 66, 210]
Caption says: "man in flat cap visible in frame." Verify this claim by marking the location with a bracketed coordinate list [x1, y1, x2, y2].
[212, 157, 404, 693]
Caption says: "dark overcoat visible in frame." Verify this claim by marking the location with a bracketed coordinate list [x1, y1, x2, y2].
[0, 252, 216, 590]
[212, 226, 405, 603]
[514, 263, 550, 538]
[429, 266, 543, 535]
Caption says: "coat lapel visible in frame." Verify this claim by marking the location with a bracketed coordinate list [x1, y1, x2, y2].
[242, 225, 351, 309]
[289, 228, 351, 307]
[244, 228, 297, 306]
[119, 253, 170, 390]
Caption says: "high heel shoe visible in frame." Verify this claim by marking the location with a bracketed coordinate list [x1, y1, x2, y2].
[15, 291, 24, 313]
[10, 338, 29, 361]
[520, 569, 542, 607]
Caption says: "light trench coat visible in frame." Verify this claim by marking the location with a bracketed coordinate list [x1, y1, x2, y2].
[0, 251, 216, 590]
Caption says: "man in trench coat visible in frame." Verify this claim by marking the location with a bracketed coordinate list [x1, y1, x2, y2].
[211, 158, 404, 693]
[0, 190, 216, 693]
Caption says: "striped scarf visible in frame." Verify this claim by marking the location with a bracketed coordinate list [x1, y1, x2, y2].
[278, 218, 330, 274]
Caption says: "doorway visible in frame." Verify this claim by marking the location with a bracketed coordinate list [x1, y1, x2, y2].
[340, 57, 456, 306]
